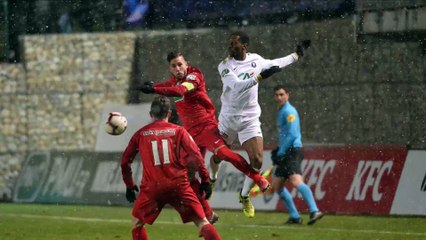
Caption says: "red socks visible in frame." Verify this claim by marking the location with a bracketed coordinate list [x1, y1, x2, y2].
[200, 224, 222, 240]
[190, 179, 213, 217]
[216, 147, 261, 180]
[132, 226, 148, 240]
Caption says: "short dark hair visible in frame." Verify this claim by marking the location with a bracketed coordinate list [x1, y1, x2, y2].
[273, 85, 289, 93]
[167, 51, 183, 63]
[230, 31, 250, 46]
[150, 96, 171, 119]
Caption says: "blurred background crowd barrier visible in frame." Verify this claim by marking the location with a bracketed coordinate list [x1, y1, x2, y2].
[1, 0, 358, 62]
[2, 1, 426, 62]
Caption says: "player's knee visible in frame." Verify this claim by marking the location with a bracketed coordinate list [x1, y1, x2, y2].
[272, 178, 283, 193]
[276, 186, 284, 195]
[289, 174, 303, 187]
[210, 154, 222, 164]
[194, 217, 210, 229]
[251, 155, 263, 169]
[273, 184, 281, 194]
[133, 218, 145, 228]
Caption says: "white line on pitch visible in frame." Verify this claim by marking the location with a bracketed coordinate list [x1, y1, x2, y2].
[2, 213, 425, 237]
[234, 223, 426, 236]
[2, 213, 131, 223]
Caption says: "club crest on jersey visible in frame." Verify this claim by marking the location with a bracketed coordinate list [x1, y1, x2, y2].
[221, 68, 230, 78]
[251, 62, 256, 68]
[186, 74, 196, 81]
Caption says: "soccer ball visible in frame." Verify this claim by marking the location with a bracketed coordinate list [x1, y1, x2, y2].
[105, 112, 128, 135]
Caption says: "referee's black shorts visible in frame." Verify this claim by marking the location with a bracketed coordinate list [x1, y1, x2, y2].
[273, 147, 303, 180]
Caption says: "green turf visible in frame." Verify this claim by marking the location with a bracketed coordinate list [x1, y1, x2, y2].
[0, 203, 425, 240]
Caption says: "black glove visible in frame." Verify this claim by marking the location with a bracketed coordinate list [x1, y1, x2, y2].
[259, 66, 281, 80]
[139, 81, 155, 94]
[295, 39, 311, 57]
[271, 147, 280, 165]
[199, 182, 212, 200]
[125, 185, 139, 203]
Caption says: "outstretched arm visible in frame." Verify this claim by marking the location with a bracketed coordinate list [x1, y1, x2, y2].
[154, 81, 196, 97]
[270, 53, 299, 68]
[264, 40, 311, 70]
[141, 73, 201, 97]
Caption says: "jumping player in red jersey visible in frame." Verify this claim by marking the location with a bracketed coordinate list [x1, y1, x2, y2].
[138, 52, 271, 218]
[120, 96, 221, 240]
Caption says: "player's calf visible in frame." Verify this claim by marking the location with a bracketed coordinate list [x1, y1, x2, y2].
[252, 174, 271, 193]
[199, 223, 222, 240]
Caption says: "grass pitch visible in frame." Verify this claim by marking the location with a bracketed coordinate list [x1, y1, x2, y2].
[0, 203, 425, 240]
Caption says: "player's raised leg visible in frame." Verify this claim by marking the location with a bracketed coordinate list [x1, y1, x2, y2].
[197, 125, 269, 193]
[215, 146, 269, 191]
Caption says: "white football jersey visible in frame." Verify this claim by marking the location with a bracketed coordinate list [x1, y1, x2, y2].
[218, 52, 297, 116]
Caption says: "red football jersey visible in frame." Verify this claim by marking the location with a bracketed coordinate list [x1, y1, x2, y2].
[120, 120, 209, 189]
[154, 66, 217, 132]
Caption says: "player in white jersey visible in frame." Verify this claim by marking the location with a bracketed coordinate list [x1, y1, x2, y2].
[210, 31, 311, 218]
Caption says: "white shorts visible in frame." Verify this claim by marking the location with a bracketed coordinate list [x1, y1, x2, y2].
[218, 114, 263, 145]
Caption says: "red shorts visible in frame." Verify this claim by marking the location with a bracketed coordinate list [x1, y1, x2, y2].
[132, 182, 205, 225]
[190, 123, 225, 154]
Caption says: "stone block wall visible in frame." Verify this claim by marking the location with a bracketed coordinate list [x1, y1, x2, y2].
[0, 33, 135, 198]
[22, 32, 136, 151]
[0, 64, 27, 153]
[0, 64, 27, 200]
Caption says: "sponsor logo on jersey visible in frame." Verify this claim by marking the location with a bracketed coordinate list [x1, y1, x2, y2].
[287, 114, 296, 123]
[238, 72, 252, 80]
[251, 62, 256, 68]
[186, 74, 196, 80]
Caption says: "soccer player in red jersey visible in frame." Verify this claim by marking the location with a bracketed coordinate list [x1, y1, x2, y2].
[139, 52, 271, 217]
[120, 96, 221, 240]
